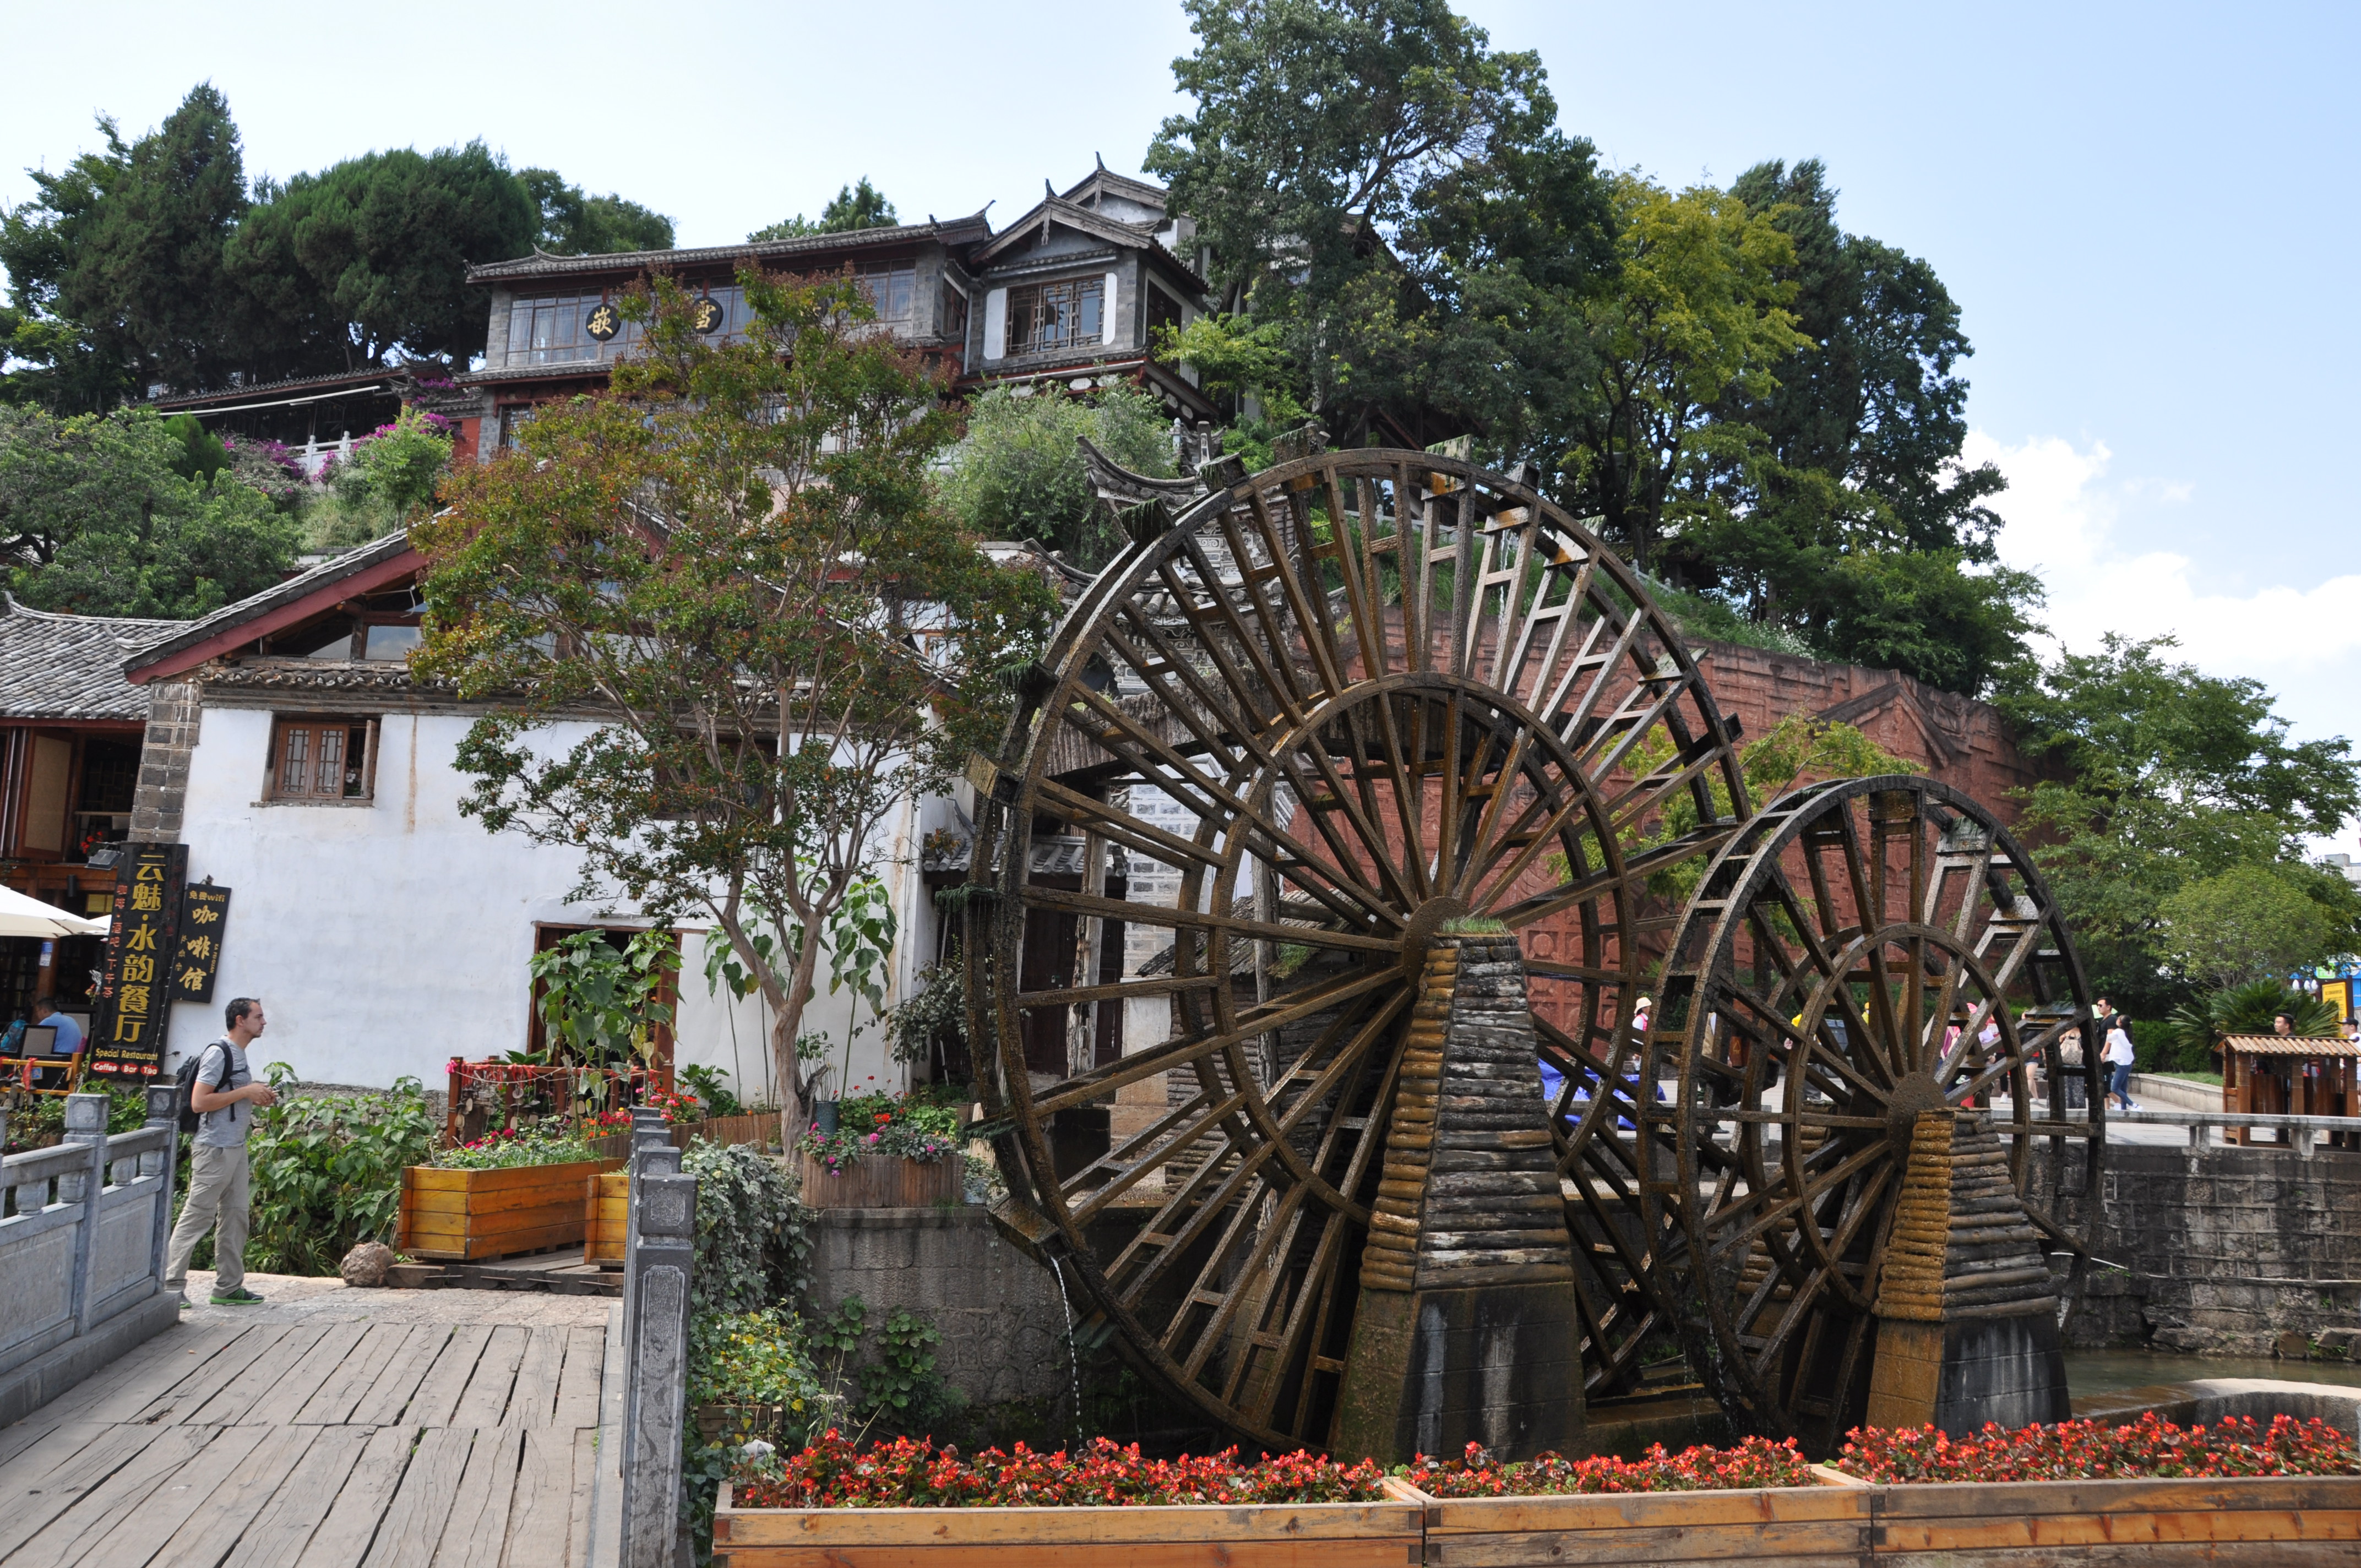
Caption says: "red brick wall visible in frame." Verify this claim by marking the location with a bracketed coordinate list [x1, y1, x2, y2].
[1690, 641, 2046, 828]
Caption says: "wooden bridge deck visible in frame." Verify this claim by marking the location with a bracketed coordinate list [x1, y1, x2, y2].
[0, 1271, 613, 1568]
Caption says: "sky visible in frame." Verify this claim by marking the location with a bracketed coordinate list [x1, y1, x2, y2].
[3, 1, 2354, 845]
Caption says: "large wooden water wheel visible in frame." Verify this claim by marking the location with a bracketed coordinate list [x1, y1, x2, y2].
[962, 447, 1751, 1449]
[1651, 775, 2102, 1451]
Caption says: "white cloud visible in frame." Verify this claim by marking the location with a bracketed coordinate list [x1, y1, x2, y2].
[1970, 429, 2361, 855]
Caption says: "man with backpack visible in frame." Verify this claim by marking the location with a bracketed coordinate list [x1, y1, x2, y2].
[165, 997, 276, 1308]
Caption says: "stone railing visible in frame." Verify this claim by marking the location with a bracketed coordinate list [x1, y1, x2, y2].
[2110, 1106, 2360, 1157]
[0, 1088, 183, 1427]
[595, 1108, 698, 1568]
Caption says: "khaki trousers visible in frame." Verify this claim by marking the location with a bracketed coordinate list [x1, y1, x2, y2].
[166, 1142, 251, 1295]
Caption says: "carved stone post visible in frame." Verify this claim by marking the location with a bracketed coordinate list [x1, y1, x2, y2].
[1333, 933, 1584, 1463]
[619, 1162, 697, 1568]
[622, 1117, 682, 1349]
[61, 1093, 108, 1335]
[1863, 1110, 2070, 1435]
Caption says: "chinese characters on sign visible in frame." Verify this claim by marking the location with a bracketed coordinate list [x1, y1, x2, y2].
[172, 884, 231, 1004]
[90, 842, 186, 1077]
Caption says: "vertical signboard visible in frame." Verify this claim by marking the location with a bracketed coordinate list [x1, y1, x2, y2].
[89, 842, 187, 1077]
[171, 884, 231, 1004]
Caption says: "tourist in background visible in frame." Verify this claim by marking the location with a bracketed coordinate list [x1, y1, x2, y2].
[2104, 1010, 2138, 1112]
[165, 998, 276, 1307]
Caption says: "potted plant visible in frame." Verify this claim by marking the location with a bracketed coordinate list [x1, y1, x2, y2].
[795, 1085, 965, 1208]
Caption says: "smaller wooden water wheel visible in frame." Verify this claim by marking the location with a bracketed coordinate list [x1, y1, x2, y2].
[1651, 776, 2102, 1450]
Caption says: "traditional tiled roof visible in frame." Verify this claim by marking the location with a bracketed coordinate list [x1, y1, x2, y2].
[969, 197, 1207, 289]
[464, 212, 995, 286]
[0, 596, 179, 721]
[124, 532, 419, 680]
[2221, 1033, 2361, 1057]
[149, 367, 414, 413]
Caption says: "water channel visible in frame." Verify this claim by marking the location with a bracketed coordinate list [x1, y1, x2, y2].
[2064, 1348, 2361, 1396]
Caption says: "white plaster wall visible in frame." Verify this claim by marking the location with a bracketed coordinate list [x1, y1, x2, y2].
[162, 706, 931, 1104]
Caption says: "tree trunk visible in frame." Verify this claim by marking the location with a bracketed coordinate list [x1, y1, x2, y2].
[766, 930, 825, 1150]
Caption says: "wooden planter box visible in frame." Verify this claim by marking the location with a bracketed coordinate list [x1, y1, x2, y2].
[1396, 1468, 2361, 1566]
[583, 1170, 629, 1265]
[794, 1152, 961, 1209]
[396, 1158, 623, 1262]
[711, 1480, 1423, 1567]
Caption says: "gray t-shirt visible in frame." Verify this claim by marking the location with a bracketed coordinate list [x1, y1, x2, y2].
[194, 1038, 254, 1148]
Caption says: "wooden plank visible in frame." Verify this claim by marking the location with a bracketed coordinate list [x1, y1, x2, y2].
[54, 1323, 245, 1424]
[714, 1498, 1427, 1547]
[344, 1323, 455, 1428]
[0, 1421, 123, 1517]
[358, 1425, 476, 1568]
[501, 1427, 579, 1568]
[1422, 1520, 1869, 1565]
[504, 1326, 567, 1430]
[292, 1320, 411, 1427]
[1868, 1475, 2361, 1518]
[0, 1409, 74, 1472]
[1424, 1486, 1872, 1535]
[215, 1423, 374, 1568]
[292, 1424, 420, 1568]
[151, 1424, 325, 1568]
[68, 1423, 273, 1568]
[128, 1324, 293, 1425]
[0, 1423, 217, 1568]
[239, 1320, 371, 1428]
[431, 1427, 525, 1568]
[189, 1322, 334, 1424]
[551, 1325, 606, 1434]
[1873, 1509, 2361, 1552]
[450, 1325, 530, 1428]
[408, 1324, 496, 1428]
[709, 1544, 1423, 1568]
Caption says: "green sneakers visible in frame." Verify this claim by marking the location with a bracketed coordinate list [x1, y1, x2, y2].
[209, 1287, 265, 1306]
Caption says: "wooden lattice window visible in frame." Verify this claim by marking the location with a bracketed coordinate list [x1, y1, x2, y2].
[267, 716, 378, 802]
[1006, 276, 1104, 356]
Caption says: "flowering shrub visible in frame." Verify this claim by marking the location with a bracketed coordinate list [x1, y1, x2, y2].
[1405, 1438, 1813, 1496]
[432, 1122, 601, 1169]
[1837, 1414, 2356, 1483]
[732, 1430, 1386, 1508]
[643, 1086, 703, 1124]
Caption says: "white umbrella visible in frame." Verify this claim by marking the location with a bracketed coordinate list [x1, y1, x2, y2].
[0, 884, 111, 938]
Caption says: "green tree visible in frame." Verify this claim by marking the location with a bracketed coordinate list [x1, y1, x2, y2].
[1144, 0, 1588, 443]
[414, 271, 1055, 1135]
[520, 168, 674, 254]
[225, 141, 537, 371]
[2005, 634, 2361, 1015]
[749, 178, 898, 241]
[937, 385, 1177, 568]
[1557, 173, 1809, 576]
[304, 406, 456, 548]
[3, 403, 296, 614]
[2155, 863, 2338, 990]
[1, 86, 247, 404]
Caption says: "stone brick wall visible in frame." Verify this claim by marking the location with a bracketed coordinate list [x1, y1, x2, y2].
[802, 1208, 1071, 1406]
[128, 681, 201, 843]
[2036, 1144, 2361, 1354]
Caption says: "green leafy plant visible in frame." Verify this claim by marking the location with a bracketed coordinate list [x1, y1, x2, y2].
[886, 951, 965, 1068]
[682, 1140, 810, 1316]
[430, 1122, 600, 1170]
[677, 1064, 742, 1119]
[245, 1068, 437, 1275]
[688, 1306, 836, 1420]
[529, 927, 676, 1077]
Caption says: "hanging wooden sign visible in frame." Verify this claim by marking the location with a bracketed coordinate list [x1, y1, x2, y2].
[171, 884, 231, 1004]
[89, 842, 187, 1077]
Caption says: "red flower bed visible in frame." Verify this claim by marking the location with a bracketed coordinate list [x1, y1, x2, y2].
[731, 1430, 1386, 1508]
[1404, 1438, 1814, 1497]
[1837, 1414, 2356, 1483]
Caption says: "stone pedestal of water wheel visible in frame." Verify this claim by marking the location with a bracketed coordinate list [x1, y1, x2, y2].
[1863, 1109, 2071, 1435]
[1332, 930, 1585, 1463]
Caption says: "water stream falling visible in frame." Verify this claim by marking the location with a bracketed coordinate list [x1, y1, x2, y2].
[1046, 1256, 1087, 1450]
